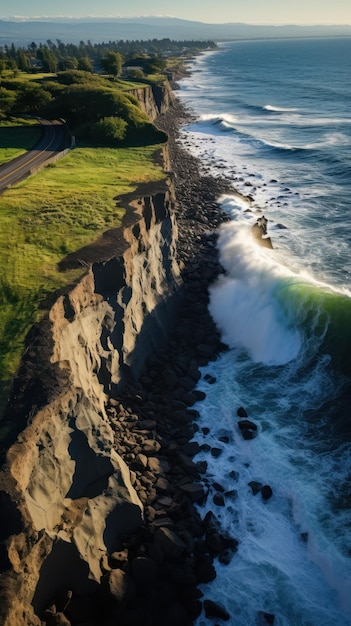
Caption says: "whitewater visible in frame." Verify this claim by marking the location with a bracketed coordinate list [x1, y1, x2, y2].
[177, 38, 351, 625]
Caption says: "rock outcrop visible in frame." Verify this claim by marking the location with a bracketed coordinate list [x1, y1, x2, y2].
[0, 174, 183, 625]
[128, 83, 174, 121]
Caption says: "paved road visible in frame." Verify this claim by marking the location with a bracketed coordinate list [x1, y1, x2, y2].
[0, 120, 70, 192]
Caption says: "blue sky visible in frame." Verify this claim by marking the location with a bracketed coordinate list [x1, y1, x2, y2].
[1, 0, 350, 25]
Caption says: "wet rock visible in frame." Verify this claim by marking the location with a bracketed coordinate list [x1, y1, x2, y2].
[213, 492, 225, 507]
[153, 527, 187, 560]
[249, 481, 264, 495]
[241, 429, 257, 440]
[261, 485, 273, 500]
[194, 555, 216, 583]
[204, 599, 230, 621]
[237, 407, 248, 418]
[204, 374, 216, 384]
[238, 419, 257, 431]
[210, 447, 223, 458]
[257, 611, 275, 624]
[179, 482, 206, 504]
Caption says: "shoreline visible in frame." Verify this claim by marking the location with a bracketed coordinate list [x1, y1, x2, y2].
[91, 99, 240, 624]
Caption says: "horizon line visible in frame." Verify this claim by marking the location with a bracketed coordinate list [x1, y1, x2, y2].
[1, 15, 351, 27]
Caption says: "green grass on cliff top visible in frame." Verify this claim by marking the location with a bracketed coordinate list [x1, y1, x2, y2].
[0, 143, 166, 418]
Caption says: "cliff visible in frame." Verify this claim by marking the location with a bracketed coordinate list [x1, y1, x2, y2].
[0, 155, 183, 624]
[128, 82, 174, 121]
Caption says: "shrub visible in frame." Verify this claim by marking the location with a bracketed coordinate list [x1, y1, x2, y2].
[90, 116, 127, 144]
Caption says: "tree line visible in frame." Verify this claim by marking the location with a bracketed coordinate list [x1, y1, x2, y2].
[0, 38, 216, 74]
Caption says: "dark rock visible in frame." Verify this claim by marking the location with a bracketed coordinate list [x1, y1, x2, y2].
[162, 601, 192, 626]
[257, 611, 275, 624]
[196, 343, 214, 358]
[193, 390, 206, 402]
[179, 483, 206, 504]
[131, 557, 158, 586]
[241, 429, 256, 440]
[203, 510, 220, 532]
[205, 532, 224, 555]
[213, 492, 225, 507]
[238, 419, 257, 431]
[204, 374, 217, 384]
[229, 470, 239, 480]
[225, 489, 238, 499]
[218, 548, 235, 565]
[249, 481, 263, 495]
[210, 447, 223, 458]
[194, 555, 216, 583]
[218, 435, 231, 443]
[153, 527, 187, 560]
[261, 485, 273, 501]
[204, 599, 230, 621]
[105, 569, 136, 604]
[212, 482, 225, 493]
[237, 407, 248, 418]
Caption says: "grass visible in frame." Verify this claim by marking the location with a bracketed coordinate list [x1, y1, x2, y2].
[0, 142, 166, 414]
[0, 120, 42, 165]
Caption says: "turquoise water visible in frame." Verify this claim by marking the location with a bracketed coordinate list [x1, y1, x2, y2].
[178, 38, 351, 625]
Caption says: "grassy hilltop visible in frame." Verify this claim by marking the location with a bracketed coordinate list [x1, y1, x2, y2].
[0, 66, 169, 425]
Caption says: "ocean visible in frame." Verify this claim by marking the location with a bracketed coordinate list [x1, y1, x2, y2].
[177, 38, 351, 625]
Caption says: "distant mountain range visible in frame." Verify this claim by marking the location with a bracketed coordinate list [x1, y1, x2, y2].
[1, 16, 351, 46]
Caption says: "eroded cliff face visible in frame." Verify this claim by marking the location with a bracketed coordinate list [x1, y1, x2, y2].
[0, 179, 182, 625]
[128, 83, 174, 120]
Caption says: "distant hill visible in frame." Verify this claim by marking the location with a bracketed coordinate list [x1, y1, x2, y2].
[1, 16, 351, 46]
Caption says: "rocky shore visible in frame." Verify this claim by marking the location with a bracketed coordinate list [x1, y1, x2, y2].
[78, 102, 239, 625]
[0, 96, 246, 625]
[41, 101, 238, 625]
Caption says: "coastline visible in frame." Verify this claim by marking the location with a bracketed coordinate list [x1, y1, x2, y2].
[0, 91, 240, 625]
[93, 98, 239, 625]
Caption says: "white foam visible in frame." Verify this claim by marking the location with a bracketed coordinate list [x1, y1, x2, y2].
[264, 104, 300, 112]
[209, 221, 302, 365]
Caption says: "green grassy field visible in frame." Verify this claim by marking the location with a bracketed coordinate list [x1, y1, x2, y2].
[0, 120, 42, 165]
[0, 142, 166, 418]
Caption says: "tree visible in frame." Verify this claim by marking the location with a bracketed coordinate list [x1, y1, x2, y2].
[15, 83, 52, 113]
[100, 52, 123, 78]
[90, 116, 127, 144]
[78, 57, 93, 73]
[0, 87, 16, 117]
[17, 50, 30, 72]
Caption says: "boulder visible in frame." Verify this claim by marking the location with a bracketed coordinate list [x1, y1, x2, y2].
[204, 599, 230, 621]
[238, 419, 257, 431]
[249, 481, 263, 495]
[153, 527, 187, 559]
[106, 569, 136, 604]
[179, 483, 206, 504]
[261, 485, 273, 501]
[237, 407, 248, 418]
[213, 492, 225, 507]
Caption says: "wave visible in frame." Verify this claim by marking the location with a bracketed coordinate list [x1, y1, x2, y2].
[264, 104, 300, 112]
[209, 220, 351, 370]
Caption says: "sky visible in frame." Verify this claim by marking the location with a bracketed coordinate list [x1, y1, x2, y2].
[1, 0, 350, 25]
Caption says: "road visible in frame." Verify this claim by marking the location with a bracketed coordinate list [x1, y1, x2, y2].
[0, 120, 70, 192]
